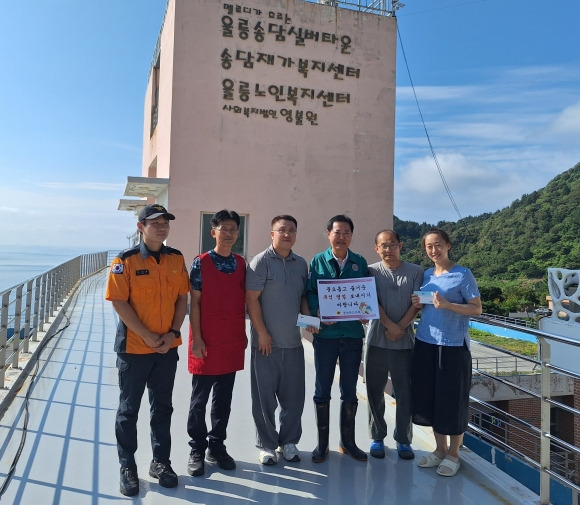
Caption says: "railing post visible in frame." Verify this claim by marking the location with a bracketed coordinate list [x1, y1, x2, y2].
[32, 277, 41, 341]
[23, 280, 33, 353]
[539, 335, 551, 505]
[44, 270, 53, 324]
[39, 273, 48, 331]
[49, 268, 57, 318]
[11, 285, 23, 370]
[0, 291, 9, 389]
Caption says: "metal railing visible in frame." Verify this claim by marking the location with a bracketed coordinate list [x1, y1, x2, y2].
[468, 315, 580, 505]
[472, 354, 538, 375]
[2, 253, 578, 505]
[0, 252, 108, 389]
[480, 312, 538, 329]
[308, 0, 399, 16]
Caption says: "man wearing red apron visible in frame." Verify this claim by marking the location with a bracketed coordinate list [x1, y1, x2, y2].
[186, 209, 247, 477]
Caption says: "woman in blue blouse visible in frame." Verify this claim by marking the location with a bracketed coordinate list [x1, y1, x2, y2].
[410, 228, 482, 477]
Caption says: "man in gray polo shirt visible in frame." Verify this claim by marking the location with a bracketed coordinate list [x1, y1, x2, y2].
[246, 215, 314, 465]
[365, 229, 423, 460]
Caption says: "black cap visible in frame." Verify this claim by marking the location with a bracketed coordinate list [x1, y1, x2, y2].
[138, 204, 176, 221]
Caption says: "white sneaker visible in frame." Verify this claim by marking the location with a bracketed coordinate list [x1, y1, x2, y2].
[259, 448, 277, 465]
[277, 443, 300, 462]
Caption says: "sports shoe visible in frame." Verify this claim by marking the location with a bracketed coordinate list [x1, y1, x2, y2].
[397, 443, 415, 460]
[207, 448, 236, 470]
[120, 466, 139, 496]
[188, 450, 205, 476]
[259, 448, 277, 465]
[277, 443, 300, 462]
[370, 440, 385, 459]
[149, 460, 178, 488]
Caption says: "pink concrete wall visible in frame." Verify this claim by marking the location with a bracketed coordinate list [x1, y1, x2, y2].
[143, 0, 175, 180]
[142, 0, 396, 267]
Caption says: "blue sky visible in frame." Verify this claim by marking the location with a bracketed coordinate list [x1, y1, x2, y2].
[1, 0, 578, 249]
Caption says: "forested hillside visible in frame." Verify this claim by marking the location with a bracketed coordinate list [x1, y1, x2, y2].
[395, 162, 580, 314]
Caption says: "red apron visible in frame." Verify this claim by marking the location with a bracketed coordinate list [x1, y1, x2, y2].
[188, 252, 246, 375]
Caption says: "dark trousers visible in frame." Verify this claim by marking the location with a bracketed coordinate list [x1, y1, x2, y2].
[187, 372, 236, 454]
[313, 337, 363, 404]
[115, 348, 178, 469]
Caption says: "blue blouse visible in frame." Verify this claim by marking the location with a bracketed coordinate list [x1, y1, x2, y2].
[415, 265, 480, 348]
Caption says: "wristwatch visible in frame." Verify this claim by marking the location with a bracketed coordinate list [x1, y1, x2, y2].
[169, 328, 181, 338]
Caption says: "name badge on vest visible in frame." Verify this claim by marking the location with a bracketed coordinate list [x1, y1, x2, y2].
[136, 269, 150, 276]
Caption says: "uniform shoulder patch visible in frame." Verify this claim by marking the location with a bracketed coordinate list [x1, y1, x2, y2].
[164, 246, 183, 256]
[118, 246, 140, 261]
[111, 264, 124, 274]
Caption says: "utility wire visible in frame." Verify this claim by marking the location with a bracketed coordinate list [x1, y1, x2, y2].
[396, 23, 463, 220]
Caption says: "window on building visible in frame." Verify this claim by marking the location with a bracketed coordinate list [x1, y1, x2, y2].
[150, 52, 160, 136]
[200, 212, 246, 256]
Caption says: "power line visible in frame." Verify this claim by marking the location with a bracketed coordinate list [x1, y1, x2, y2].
[396, 24, 463, 220]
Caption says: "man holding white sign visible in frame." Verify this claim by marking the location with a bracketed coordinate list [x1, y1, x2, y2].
[306, 214, 370, 463]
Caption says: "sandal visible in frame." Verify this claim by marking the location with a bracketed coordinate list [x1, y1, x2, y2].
[437, 457, 460, 477]
[417, 452, 443, 468]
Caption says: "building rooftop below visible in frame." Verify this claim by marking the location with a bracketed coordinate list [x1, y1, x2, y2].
[0, 271, 540, 504]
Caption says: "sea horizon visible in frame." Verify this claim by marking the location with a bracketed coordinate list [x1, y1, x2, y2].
[0, 245, 124, 292]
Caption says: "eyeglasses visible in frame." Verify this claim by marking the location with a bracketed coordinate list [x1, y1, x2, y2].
[273, 228, 297, 236]
[378, 242, 399, 250]
[213, 226, 239, 234]
[331, 231, 352, 238]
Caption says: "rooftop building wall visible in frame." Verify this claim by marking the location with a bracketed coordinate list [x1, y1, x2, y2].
[142, 0, 397, 266]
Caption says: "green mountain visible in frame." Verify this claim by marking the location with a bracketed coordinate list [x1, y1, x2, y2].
[395, 162, 580, 313]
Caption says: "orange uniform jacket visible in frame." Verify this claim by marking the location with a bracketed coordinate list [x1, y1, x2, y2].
[105, 243, 191, 354]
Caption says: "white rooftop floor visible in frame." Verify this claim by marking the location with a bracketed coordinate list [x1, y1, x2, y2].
[0, 271, 539, 504]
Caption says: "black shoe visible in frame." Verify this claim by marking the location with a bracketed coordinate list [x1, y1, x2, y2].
[120, 467, 139, 496]
[188, 450, 205, 477]
[207, 448, 236, 470]
[149, 460, 178, 488]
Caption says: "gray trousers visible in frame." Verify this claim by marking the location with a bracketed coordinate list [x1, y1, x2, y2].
[365, 345, 413, 444]
[250, 346, 305, 450]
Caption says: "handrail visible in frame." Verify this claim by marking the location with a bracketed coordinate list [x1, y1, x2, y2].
[469, 314, 580, 505]
[1, 259, 578, 504]
[0, 252, 108, 389]
[480, 312, 537, 328]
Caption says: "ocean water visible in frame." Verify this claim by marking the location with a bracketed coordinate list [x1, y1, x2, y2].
[0, 245, 119, 292]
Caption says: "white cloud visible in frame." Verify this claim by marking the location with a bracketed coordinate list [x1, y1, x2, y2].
[550, 100, 580, 135]
[0, 187, 137, 249]
[397, 85, 479, 102]
[394, 149, 577, 224]
[36, 182, 125, 191]
[394, 63, 580, 223]
[0, 206, 19, 213]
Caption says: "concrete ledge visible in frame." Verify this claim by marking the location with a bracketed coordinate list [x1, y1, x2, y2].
[302, 334, 541, 505]
[460, 446, 540, 505]
[0, 294, 74, 421]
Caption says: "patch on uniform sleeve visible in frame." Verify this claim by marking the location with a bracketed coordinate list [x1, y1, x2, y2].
[111, 264, 124, 274]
